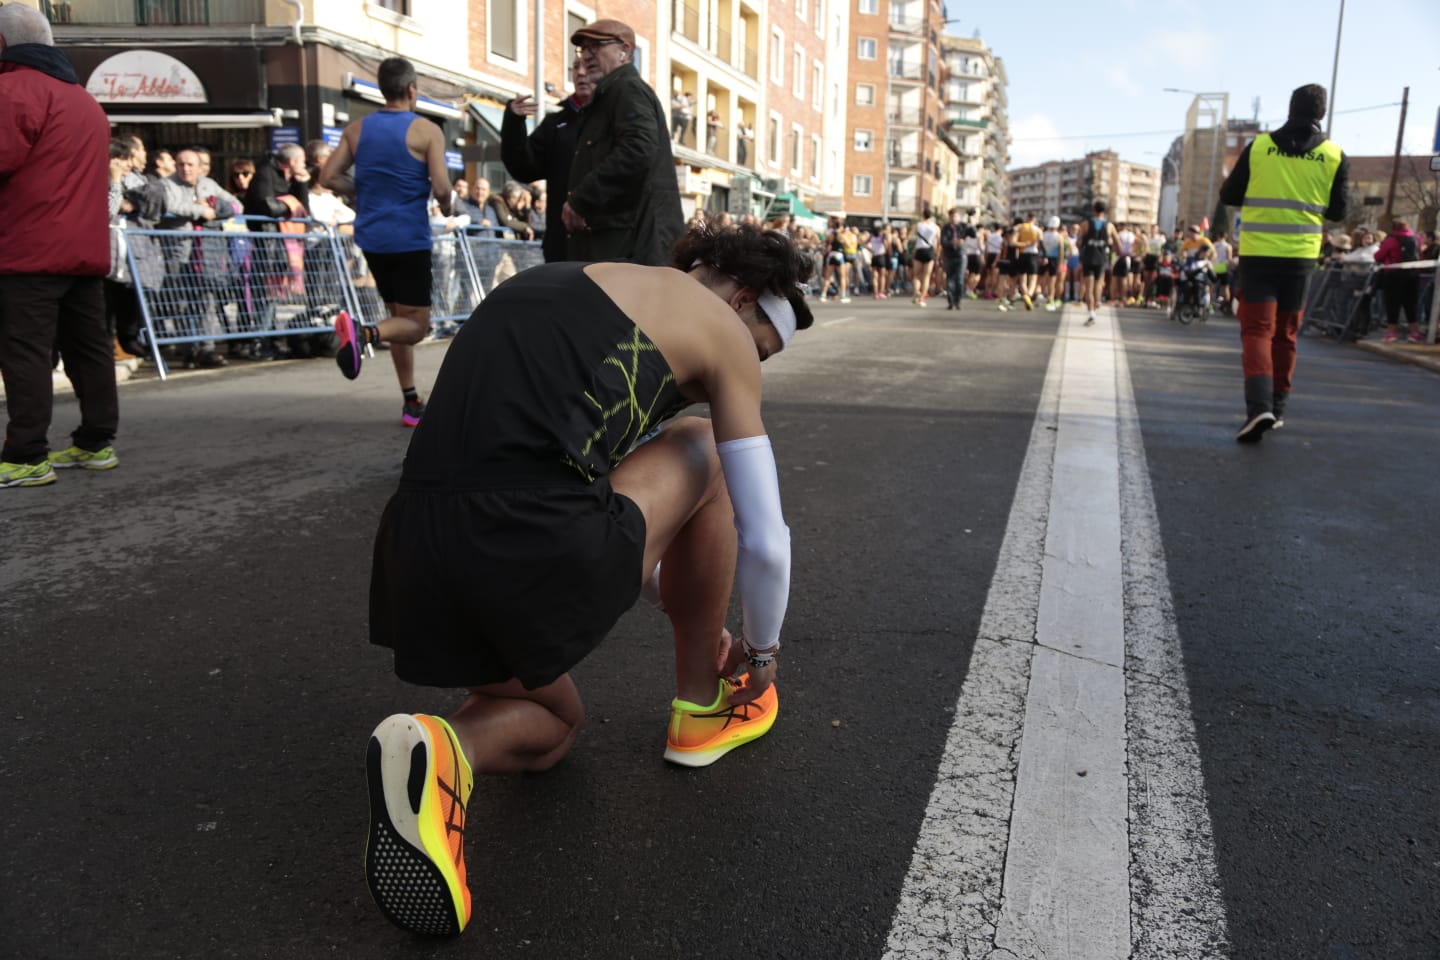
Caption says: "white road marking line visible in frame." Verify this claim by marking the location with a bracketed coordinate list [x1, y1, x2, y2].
[1114, 318, 1231, 959]
[882, 307, 1229, 959]
[820, 315, 856, 327]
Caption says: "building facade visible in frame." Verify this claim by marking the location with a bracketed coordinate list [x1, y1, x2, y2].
[840, 0, 954, 227]
[1175, 92, 1229, 231]
[940, 35, 1009, 224]
[1009, 150, 1159, 225]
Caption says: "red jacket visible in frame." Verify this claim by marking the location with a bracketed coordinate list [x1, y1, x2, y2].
[1374, 227, 1417, 267]
[0, 45, 110, 276]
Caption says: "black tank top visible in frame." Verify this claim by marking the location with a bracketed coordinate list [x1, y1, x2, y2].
[403, 262, 692, 485]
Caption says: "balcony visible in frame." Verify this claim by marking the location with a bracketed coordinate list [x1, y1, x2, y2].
[742, 45, 758, 78]
[888, 14, 923, 34]
[889, 61, 922, 81]
[713, 26, 732, 64]
[673, 1, 700, 44]
[889, 149, 920, 170]
[888, 106, 921, 125]
[44, 0, 263, 24]
[886, 193, 924, 217]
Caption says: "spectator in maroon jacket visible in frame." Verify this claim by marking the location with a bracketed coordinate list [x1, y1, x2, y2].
[0, 5, 119, 488]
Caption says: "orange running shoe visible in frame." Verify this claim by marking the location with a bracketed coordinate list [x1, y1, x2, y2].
[663, 676, 778, 767]
[365, 714, 474, 936]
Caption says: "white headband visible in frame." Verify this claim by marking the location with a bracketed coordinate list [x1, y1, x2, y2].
[690, 259, 797, 351]
[756, 293, 797, 350]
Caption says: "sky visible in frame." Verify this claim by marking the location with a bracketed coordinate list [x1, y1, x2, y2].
[945, 0, 1440, 172]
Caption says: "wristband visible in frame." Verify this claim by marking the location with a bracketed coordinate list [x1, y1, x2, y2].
[743, 638, 777, 670]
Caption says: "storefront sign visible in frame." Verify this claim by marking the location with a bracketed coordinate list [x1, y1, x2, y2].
[271, 126, 302, 151]
[323, 126, 344, 148]
[445, 150, 463, 170]
[86, 50, 207, 104]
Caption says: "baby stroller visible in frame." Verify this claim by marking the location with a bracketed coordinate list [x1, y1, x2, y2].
[1169, 256, 1214, 325]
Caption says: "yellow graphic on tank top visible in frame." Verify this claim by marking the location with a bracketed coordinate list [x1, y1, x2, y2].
[562, 326, 686, 481]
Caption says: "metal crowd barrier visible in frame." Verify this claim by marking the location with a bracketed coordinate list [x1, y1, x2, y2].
[123, 216, 545, 379]
[1300, 259, 1439, 344]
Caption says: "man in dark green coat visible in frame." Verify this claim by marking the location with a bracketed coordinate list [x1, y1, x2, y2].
[562, 19, 684, 266]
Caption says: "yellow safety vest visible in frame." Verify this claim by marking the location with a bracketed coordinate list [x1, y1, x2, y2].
[1238, 132, 1341, 260]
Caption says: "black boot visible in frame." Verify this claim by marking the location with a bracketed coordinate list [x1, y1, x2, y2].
[1272, 390, 1288, 429]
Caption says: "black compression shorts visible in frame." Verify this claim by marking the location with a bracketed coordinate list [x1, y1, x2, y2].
[364, 249, 433, 308]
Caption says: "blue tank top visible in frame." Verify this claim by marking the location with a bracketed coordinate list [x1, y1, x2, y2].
[354, 110, 432, 254]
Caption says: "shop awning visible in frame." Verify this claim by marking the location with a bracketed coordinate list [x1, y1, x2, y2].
[345, 75, 463, 120]
[104, 111, 280, 128]
[468, 102, 508, 141]
[766, 192, 829, 230]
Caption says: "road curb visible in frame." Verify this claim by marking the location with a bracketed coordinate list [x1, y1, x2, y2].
[1354, 340, 1440, 374]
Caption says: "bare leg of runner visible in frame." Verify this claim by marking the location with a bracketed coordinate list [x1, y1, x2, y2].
[440, 418, 737, 776]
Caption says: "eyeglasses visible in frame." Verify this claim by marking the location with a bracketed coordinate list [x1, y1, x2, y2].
[574, 38, 622, 53]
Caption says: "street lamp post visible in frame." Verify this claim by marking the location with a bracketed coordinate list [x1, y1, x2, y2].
[1327, 0, 1345, 139]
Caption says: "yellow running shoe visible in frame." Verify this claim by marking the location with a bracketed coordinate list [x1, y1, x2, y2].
[365, 714, 474, 936]
[48, 445, 118, 470]
[663, 676, 778, 767]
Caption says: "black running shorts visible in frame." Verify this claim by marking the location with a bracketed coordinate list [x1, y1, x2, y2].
[1112, 255, 1132, 277]
[363, 249, 433, 308]
[1018, 253, 1040, 275]
[370, 472, 646, 690]
[967, 253, 982, 275]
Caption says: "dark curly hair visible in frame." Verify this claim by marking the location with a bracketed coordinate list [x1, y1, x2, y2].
[671, 223, 815, 335]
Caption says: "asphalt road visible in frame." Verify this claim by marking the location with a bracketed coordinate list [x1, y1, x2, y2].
[2, 296, 1435, 960]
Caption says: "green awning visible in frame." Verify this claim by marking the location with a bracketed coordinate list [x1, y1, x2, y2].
[766, 192, 828, 229]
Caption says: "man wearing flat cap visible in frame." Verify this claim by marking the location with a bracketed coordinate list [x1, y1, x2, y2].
[562, 18, 684, 265]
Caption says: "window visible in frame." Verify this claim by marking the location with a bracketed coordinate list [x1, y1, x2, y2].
[790, 124, 803, 173]
[793, 47, 804, 98]
[812, 63, 823, 109]
[814, 0, 824, 34]
[768, 114, 781, 165]
[853, 174, 872, 196]
[489, 0, 519, 60]
[372, 0, 411, 15]
[858, 0, 877, 12]
[857, 37, 877, 59]
[795, 0, 806, 18]
[771, 29, 785, 84]
[811, 134, 822, 179]
[855, 83, 875, 106]
[854, 128, 873, 151]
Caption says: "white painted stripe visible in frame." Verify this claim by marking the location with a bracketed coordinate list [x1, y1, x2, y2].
[1114, 320, 1231, 959]
[883, 307, 1229, 959]
[820, 315, 856, 327]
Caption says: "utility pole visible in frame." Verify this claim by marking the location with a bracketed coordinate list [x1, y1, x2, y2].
[533, 0, 546, 114]
[1326, 0, 1344, 138]
[1382, 86, 1409, 226]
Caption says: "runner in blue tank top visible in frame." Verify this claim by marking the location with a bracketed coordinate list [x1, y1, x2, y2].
[320, 56, 453, 427]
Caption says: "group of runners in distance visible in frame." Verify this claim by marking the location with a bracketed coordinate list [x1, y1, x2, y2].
[808, 206, 1232, 321]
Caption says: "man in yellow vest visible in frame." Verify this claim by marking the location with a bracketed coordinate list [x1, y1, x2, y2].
[1218, 84, 1349, 443]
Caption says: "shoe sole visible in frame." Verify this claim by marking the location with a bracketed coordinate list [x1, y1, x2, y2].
[401, 414, 422, 428]
[664, 692, 779, 768]
[0, 470, 56, 488]
[365, 715, 467, 937]
[1236, 413, 1276, 444]
[52, 456, 118, 471]
[334, 312, 363, 381]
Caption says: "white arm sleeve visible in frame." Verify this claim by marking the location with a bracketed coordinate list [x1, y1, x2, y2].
[716, 435, 791, 651]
